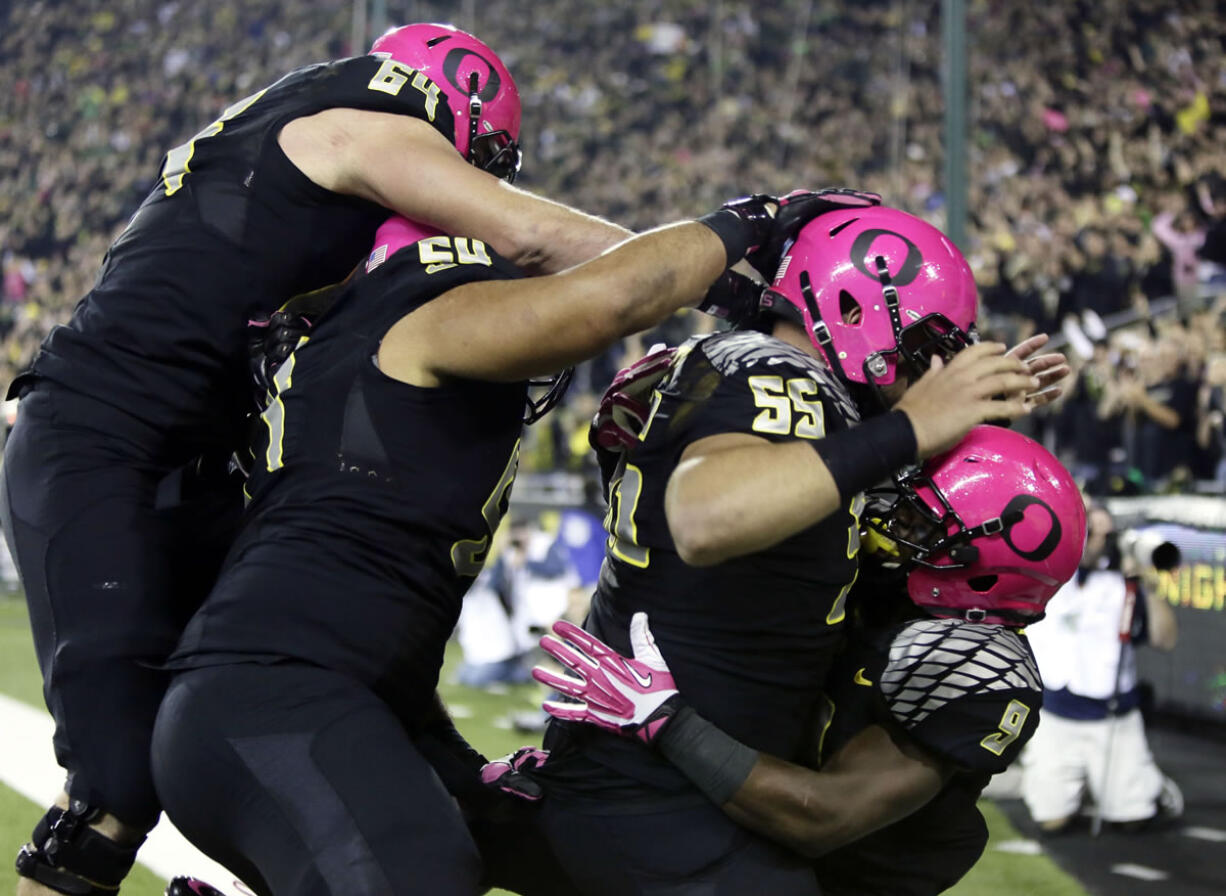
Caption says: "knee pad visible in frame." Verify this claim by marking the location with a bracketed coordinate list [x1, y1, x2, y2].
[15, 802, 143, 896]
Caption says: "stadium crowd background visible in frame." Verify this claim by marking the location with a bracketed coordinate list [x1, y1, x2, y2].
[4, 0, 1226, 497]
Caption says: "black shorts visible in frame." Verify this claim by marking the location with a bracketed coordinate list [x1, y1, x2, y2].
[1, 383, 241, 826]
[151, 661, 483, 896]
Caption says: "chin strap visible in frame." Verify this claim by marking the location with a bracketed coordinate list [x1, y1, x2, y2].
[924, 605, 1044, 626]
[15, 803, 143, 896]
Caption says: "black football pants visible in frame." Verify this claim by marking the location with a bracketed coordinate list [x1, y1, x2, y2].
[533, 795, 822, 895]
[151, 661, 485, 896]
[1, 383, 240, 828]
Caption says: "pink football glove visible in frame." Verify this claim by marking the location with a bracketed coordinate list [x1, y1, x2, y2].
[534, 613, 683, 745]
[590, 344, 677, 453]
[479, 745, 549, 802]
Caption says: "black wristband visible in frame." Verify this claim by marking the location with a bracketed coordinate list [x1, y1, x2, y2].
[695, 209, 757, 268]
[812, 410, 917, 503]
[657, 706, 759, 806]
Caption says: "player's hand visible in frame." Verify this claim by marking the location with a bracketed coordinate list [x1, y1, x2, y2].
[248, 310, 312, 408]
[747, 187, 882, 280]
[894, 341, 1039, 459]
[534, 613, 684, 746]
[479, 746, 549, 802]
[1005, 333, 1070, 410]
[711, 193, 780, 258]
[697, 269, 766, 326]
[590, 345, 677, 452]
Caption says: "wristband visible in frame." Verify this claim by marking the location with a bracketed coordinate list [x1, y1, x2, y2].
[812, 410, 917, 503]
[656, 706, 759, 806]
[695, 209, 758, 268]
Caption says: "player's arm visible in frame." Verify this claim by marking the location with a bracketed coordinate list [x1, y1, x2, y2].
[534, 615, 951, 857]
[377, 220, 727, 387]
[280, 109, 630, 274]
[664, 342, 1040, 566]
[1139, 580, 1178, 650]
[719, 725, 952, 858]
[665, 432, 849, 565]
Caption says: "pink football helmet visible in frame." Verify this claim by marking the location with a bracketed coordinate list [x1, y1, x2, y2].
[760, 206, 978, 387]
[370, 23, 522, 181]
[870, 425, 1086, 626]
[366, 215, 442, 272]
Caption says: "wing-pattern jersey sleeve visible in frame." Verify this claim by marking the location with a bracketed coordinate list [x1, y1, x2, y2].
[878, 619, 1043, 773]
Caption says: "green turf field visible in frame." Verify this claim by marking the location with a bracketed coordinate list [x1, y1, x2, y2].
[0, 596, 1086, 895]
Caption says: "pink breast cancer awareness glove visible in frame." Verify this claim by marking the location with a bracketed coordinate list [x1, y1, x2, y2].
[533, 613, 684, 745]
[479, 745, 549, 801]
[590, 345, 677, 452]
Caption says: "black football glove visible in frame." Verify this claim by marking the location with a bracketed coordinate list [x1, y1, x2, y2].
[248, 309, 313, 410]
[746, 187, 882, 280]
[697, 270, 766, 328]
[715, 193, 780, 252]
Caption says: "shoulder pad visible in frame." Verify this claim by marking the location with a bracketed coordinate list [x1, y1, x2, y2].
[681, 330, 860, 425]
[880, 619, 1041, 728]
[699, 330, 827, 380]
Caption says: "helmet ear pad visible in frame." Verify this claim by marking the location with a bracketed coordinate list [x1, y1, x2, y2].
[891, 426, 1087, 626]
[767, 206, 978, 387]
[370, 23, 521, 178]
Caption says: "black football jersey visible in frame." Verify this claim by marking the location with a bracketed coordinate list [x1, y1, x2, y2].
[541, 329, 864, 803]
[812, 618, 1042, 895]
[29, 55, 457, 463]
[168, 235, 526, 715]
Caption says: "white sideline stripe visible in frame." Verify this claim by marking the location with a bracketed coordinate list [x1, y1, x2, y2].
[0, 693, 242, 895]
[1183, 826, 1226, 842]
[1111, 863, 1170, 881]
[993, 839, 1042, 855]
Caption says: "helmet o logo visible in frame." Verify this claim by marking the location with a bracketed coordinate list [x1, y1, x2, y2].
[850, 230, 923, 286]
[443, 48, 500, 102]
[1000, 495, 1062, 562]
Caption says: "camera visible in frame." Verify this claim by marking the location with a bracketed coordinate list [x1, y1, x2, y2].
[1115, 529, 1181, 572]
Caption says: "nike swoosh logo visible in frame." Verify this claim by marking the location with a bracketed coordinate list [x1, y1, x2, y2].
[853, 667, 873, 687]
[622, 659, 653, 690]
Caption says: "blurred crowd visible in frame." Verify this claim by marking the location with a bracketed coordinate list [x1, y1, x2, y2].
[4, 0, 1226, 493]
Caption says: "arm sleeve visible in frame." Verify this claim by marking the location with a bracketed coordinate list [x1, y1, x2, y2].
[877, 619, 1044, 773]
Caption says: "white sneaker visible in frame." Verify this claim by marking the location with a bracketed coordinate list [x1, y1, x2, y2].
[1156, 775, 1184, 819]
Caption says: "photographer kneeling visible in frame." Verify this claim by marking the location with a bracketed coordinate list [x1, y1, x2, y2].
[1020, 501, 1182, 834]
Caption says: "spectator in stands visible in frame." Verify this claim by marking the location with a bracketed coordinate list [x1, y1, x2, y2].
[1151, 194, 1206, 307]
[8, 0, 1226, 408]
[1056, 340, 1126, 490]
[1196, 350, 1226, 482]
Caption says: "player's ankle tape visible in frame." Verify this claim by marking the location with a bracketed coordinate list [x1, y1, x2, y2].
[695, 209, 757, 268]
[657, 706, 759, 806]
[812, 410, 917, 503]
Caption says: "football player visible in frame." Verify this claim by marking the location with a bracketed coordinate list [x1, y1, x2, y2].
[4, 22, 644, 896]
[145, 190, 867, 896]
[535, 425, 1087, 896]
[506, 207, 1066, 895]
